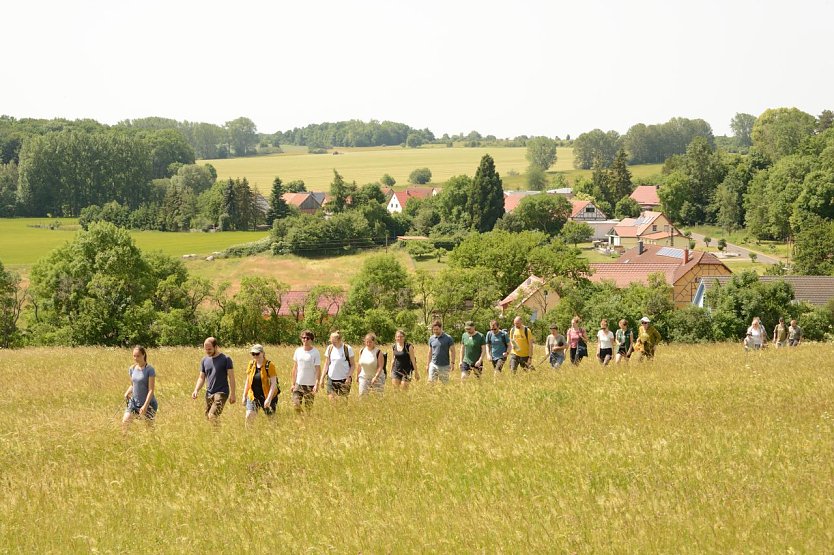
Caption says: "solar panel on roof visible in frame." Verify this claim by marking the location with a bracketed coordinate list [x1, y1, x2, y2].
[656, 247, 684, 259]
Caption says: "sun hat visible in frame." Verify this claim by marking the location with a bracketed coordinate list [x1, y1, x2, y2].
[250, 344, 264, 354]
[640, 317, 650, 323]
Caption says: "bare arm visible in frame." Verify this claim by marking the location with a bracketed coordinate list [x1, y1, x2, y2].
[265, 376, 277, 406]
[313, 365, 322, 393]
[241, 364, 251, 404]
[409, 345, 419, 380]
[124, 385, 133, 401]
[140, 376, 155, 416]
[372, 351, 384, 382]
[228, 369, 236, 404]
[320, 353, 331, 388]
[192, 372, 206, 399]
[291, 361, 298, 391]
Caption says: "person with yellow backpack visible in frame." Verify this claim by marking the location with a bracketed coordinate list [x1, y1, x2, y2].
[242, 344, 279, 423]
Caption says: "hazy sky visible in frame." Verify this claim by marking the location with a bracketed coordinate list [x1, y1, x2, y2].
[3, 0, 832, 138]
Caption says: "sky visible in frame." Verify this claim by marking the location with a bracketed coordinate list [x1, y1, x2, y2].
[2, 0, 832, 138]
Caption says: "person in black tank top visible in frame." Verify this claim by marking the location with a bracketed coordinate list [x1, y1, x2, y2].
[391, 329, 418, 389]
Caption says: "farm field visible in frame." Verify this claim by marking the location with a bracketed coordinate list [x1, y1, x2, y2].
[1, 344, 832, 551]
[0, 218, 268, 268]
[203, 146, 663, 193]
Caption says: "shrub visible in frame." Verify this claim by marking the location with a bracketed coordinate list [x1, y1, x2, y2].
[408, 167, 432, 185]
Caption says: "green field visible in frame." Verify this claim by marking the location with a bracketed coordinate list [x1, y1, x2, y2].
[203, 146, 663, 193]
[685, 225, 791, 261]
[1, 344, 832, 551]
[0, 218, 268, 268]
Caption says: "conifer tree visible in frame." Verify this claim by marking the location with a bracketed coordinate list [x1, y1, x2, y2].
[266, 176, 289, 225]
[467, 154, 504, 232]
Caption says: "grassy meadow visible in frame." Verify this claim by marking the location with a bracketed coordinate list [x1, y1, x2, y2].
[1, 343, 832, 551]
[203, 146, 663, 193]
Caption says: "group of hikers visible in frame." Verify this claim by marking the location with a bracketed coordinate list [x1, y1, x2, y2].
[121, 314, 667, 428]
[744, 316, 803, 351]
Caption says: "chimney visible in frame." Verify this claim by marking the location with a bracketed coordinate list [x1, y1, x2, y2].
[684, 248, 690, 264]
[638, 241, 644, 255]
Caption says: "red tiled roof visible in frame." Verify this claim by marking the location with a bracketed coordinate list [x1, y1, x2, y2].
[282, 192, 313, 207]
[611, 211, 669, 238]
[570, 199, 590, 218]
[589, 263, 678, 288]
[611, 244, 731, 282]
[630, 186, 660, 206]
[275, 291, 344, 317]
[498, 275, 545, 307]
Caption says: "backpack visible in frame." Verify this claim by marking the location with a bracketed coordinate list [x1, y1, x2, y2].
[360, 347, 388, 376]
[325, 344, 353, 371]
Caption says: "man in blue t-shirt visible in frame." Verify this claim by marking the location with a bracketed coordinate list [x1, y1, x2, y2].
[485, 320, 510, 373]
[426, 320, 455, 383]
[192, 337, 236, 420]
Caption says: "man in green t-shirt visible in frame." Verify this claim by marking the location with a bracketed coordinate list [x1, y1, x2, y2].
[460, 321, 486, 380]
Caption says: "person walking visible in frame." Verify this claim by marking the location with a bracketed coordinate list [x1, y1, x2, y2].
[358, 333, 386, 395]
[460, 321, 486, 380]
[427, 320, 455, 383]
[615, 319, 634, 363]
[566, 316, 589, 365]
[291, 330, 321, 413]
[634, 317, 662, 360]
[744, 317, 767, 351]
[788, 319, 803, 347]
[192, 337, 236, 421]
[242, 344, 278, 423]
[509, 316, 534, 372]
[773, 317, 789, 348]
[485, 320, 510, 374]
[391, 329, 418, 389]
[123, 345, 157, 428]
[596, 319, 615, 366]
[320, 331, 355, 400]
[544, 324, 567, 368]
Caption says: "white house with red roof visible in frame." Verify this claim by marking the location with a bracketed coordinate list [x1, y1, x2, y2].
[386, 187, 437, 213]
[569, 199, 608, 221]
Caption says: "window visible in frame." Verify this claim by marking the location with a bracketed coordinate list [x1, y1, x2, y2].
[585, 206, 595, 213]
[652, 224, 657, 232]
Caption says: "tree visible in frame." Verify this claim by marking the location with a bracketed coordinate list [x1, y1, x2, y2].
[819, 110, 834, 133]
[225, 117, 258, 156]
[559, 220, 594, 246]
[793, 217, 834, 275]
[703, 236, 712, 248]
[751, 107, 816, 162]
[266, 176, 289, 225]
[0, 259, 24, 347]
[526, 165, 547, 191]
[380, 174, 396, 188]
[513, 194, 572, 236]
[328, 169, 355, 213]
[717, 238, 727, 251]
[285, 180, 306, 193]
[730, 113, 756, 147]
[434, 175, 472, 227]
[345, 255, 412, 314]
[608, 149, 633, 202]
[406, 133, 424, 148]
[572, 129, 621, 169]
[466, 154, 505, 233]
[408, 167, 432, 184]
[614, 197, 641, 219]
[525, 136, 558, 170]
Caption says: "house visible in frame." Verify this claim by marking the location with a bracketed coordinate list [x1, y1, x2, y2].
[496, 275, 559, 321]
[630, 186, 661, 211]
[693, 275, 834, 308]
[546, 187, 574, 198]
[570, 199, 608, 222]
[584, 219, 622, 241]
[590, 243, 732, 307]
[282, 192, 322, 215]
[608, 211, 682, 249]
[503, 191, 542, 213]
[277, 290, 345, 321]
[386, 187, 436, 213]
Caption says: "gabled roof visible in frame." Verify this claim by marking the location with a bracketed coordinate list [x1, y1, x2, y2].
[616, 244, 730, 282]
[389, 187, 435, 208]
[282, 192, 321, 209]
[630, 186, 661, 206]
[589, 263, 678, 288]
[570, 199, 607, 218]
[503, 191, 541, 213]
[498, 275, 545, 308]
[611, 211, 670, 238]
[698, 275, 834, 307]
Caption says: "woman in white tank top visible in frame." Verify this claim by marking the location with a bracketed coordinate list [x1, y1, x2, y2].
[358, 332, 385, 396]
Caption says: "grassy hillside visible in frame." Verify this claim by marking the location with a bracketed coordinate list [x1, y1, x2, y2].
[1, 344, 831, 551]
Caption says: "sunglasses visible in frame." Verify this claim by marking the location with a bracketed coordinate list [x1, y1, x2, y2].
[251, 352, 260, 356]
[301, 336, 312, 341]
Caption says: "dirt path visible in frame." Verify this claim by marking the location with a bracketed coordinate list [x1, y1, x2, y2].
[688, 232, 781, 265]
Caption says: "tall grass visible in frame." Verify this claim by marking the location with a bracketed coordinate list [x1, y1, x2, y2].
[1, 344, 832, 551]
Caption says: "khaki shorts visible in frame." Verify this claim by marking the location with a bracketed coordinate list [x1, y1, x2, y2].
[205, 392, 228, 418]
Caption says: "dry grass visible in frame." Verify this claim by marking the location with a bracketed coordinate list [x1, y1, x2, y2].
[1, 343, 832, 551]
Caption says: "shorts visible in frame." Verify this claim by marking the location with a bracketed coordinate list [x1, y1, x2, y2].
[789, 339, 800, 347]
[598, 347, 613, 361]
[549, 352, 565, 368]
[125, 397, 157, 419]
[509, 354, 530, 372]
[460, 360, 483, 377]
[428, 363, 451, 383]
[617, 347, 629, 357]
[490, 357, 506, 373]
[292, 385, 315, 410]
[326, 376, 351, 396]
[358, 374, 386, 395]
[245, 397, 277, 415]
[391, 367, 414, 382]
[204, 392, 228, 418]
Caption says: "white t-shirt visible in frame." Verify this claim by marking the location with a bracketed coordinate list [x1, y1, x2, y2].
[325, 343, 354, 380]
[293, 347, 321, 386]
[747, 326, 764, 346]
[358, 347, 380, 379]
[597, 329, 615, 349]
